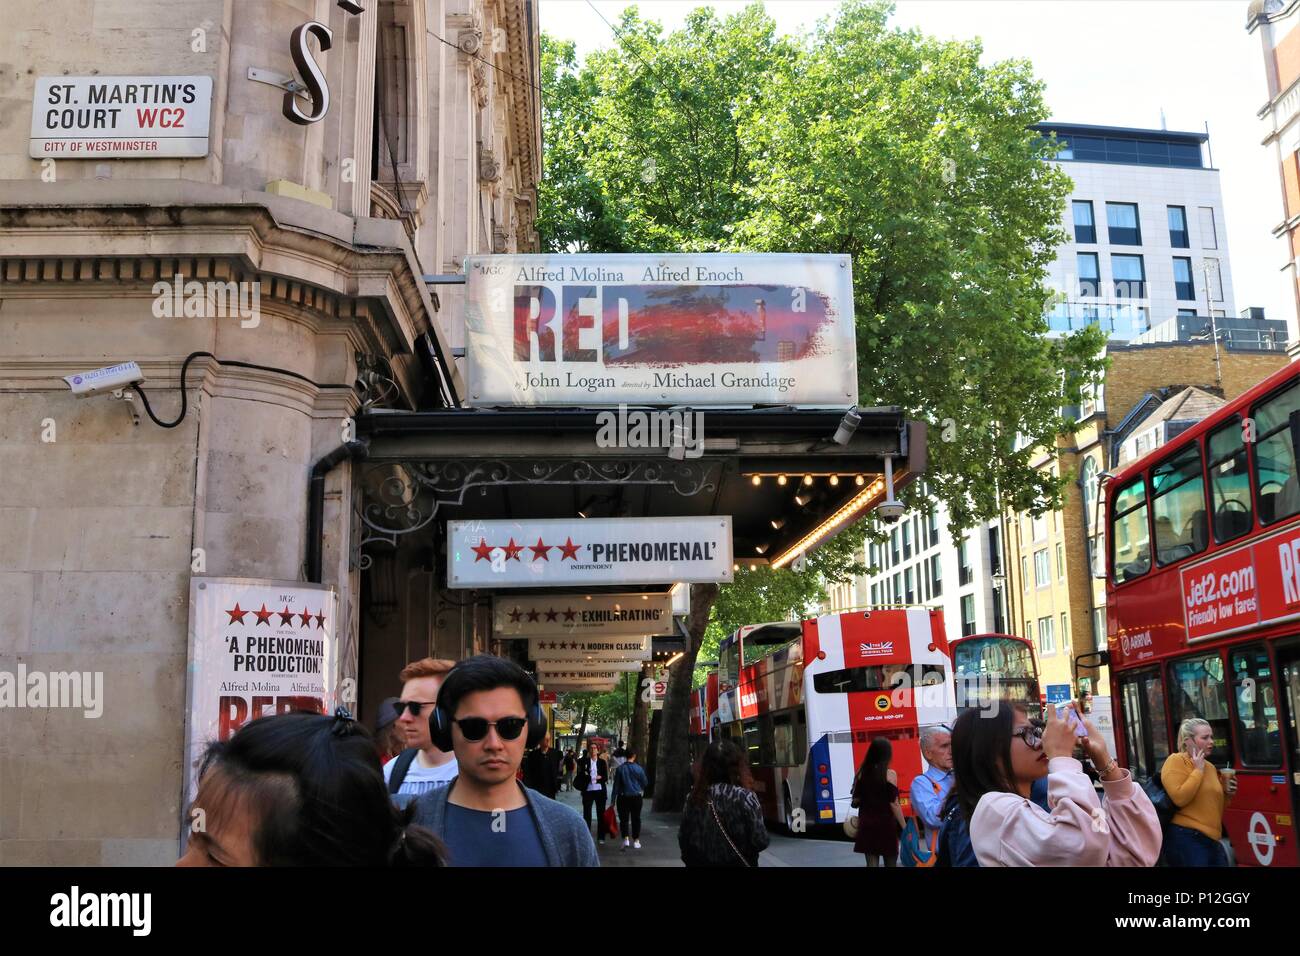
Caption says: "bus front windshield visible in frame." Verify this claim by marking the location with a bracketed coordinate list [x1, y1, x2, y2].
[953, 637, 1039, 712]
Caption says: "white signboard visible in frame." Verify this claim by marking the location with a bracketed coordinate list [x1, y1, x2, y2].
[449, 516, 733, 588]
[529, 636, 653, 661]
[535, 669, 627, 685]
[184, 577, 339, 804]
[495, 592, 674, 637]
[30, 76, 213, 158]
[465, 254, 858, 407]
[545, 683, 618, 693]
[537, 660, 644, 675]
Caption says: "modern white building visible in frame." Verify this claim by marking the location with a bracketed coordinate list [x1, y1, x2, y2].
[1037, 122, 1238, 340]
[822, 483, 1010, 644]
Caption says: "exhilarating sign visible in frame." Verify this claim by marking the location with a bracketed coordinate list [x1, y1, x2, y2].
[184, 577, 339, 802]
[495, 592, 673, 637]
[528, 636, 652, 662]
[537, 661, 644, 675]
[464, 254, 857, 407]
[1177, 523, 1300, 645]
[448, 516, 733, 588]
[30, 76, 213, 158]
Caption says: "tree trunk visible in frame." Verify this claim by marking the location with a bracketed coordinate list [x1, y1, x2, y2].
[652, 582, 719, 812]
[630, 662, 652, 768]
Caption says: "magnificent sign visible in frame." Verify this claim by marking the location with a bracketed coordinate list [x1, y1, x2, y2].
[464, 254, 857, 407]
[30, 76, 213, 158]
[494, 592, 674, 637]
[448, 516, 733, 588]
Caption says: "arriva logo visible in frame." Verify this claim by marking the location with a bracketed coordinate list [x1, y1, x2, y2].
[859, 641, 894, 656]
[1120, 630, 1152, 656]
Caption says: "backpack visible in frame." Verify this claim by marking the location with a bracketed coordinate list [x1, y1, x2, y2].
[387, 748, 419, 795]
[935, 803, 979, 868]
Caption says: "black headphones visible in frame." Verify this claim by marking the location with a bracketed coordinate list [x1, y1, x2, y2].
[429, 673, 547, 752]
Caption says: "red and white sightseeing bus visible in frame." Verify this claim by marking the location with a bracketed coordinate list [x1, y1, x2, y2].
[1105, 360, 1300, 867]
[711, 607, 957, 831]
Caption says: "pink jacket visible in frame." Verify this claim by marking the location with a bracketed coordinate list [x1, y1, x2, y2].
[970, 757, 1162, 867]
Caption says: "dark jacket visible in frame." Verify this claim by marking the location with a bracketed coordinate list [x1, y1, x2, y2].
[678, 783, 769, 867]
[522, 747, 561, 798]
[574, 754, 609, 792]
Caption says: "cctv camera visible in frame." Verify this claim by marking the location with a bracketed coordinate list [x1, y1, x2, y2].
[876, 500, 905, 523]
[63, 362, 144, 398]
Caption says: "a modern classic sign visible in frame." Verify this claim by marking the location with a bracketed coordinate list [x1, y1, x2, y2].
[30, 76, 213, 158]
[528, 637, 653, 662]
[464, 254, 857, 407]
[494, 592, 674, 637]
[448, 516, 733, 588]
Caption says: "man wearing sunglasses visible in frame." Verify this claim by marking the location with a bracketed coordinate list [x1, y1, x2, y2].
[411, 655, 598, 867]
[383, 657, 459, 805]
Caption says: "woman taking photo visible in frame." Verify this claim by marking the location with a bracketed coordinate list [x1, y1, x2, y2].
[850, 737, 905, 867]
[678, 739, 770, 867]
[951, 701, 1160, 867]
[1160, 717, 1237, 866]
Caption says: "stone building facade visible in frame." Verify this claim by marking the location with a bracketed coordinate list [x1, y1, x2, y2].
[0, 0, 540, 865]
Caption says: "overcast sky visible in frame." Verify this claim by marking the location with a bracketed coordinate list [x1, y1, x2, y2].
[540, 0, 1290, 324]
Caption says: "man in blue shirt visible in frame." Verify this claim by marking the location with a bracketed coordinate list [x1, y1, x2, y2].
[910, 725, 954, 832]
[412, 656, 597, 866]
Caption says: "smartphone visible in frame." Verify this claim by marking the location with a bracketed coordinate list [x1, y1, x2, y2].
[1055, 702, 1089, 738]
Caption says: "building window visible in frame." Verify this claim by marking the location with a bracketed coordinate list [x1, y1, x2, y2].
[1034, 549, 1050, 587]
[1167, 206, 1189, 248]
[904, 567, 915, 603]
[1061, 612, 1070, 653]
[1177, 308, 1197, 318]
[890, 530, 899, 564]
[1111, 254, 1146, 299]
[893, 572, 902, 603]
[1106, 202, 1142, 245]
[928, 511, 940, 548]
[902, 522, 912, 560]
[1198, 206, 1218, 249]
[1072, 200, 1096, 243]
[1057, 542, 1065, 580]
[1021, 555, 1029, 591]
[1173, 257, 1195, 301]
[870, 583, 879, 605]
[1077, 252, 1100, 297]
[1038, 616, 1056, 655]
[958, 537, 973, 586]
[1093, 607, 1106, 646]
[868, 541, 878, 568]
[1032, 513, 1047, 542]
[961, 594, 976, 637]
[930, 554, 942, 597]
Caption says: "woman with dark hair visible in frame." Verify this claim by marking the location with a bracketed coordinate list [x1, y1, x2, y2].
[177, 709, 445, 867]
[850, 737, 905, 866]
[949, 701, 1160, 867]
[677, 739, 770, 867]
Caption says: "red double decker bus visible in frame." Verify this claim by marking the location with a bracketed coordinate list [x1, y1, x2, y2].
[1104, 360, 1300, 867]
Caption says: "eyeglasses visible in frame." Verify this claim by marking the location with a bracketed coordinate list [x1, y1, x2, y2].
[393, 700, 437, 718]
[1012, 725, 1043, 750]
[453, 716, 529, 741]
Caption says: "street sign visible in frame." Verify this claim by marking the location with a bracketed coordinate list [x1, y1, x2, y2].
[1045, 683, 1072, 706]
[30, 76, 213, 158]
[464, 253, 858, 407]
[448, 516, 733, 588]
[528, 636, 652, 661]
[495, 592, 674, 637]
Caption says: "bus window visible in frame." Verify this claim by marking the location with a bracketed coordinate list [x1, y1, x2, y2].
[1151, 443, 1208, 566]
[1229, 646, 1281, 767]
[1110, 477, 1150, 582]
[812, 663, 948, 694]
[1253, 379, 1300, 525]
[1168, 652, 1235, 768]
[795, 708, 808, 758]
[742, 719, 762, 769]
[1118, 669, 1169, 780]
[1207, 417, 1253, 543]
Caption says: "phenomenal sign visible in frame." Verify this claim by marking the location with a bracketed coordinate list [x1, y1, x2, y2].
[30, 76, 213, 158]
[495, 592, 674, 637]
[527, 636, 653, 662]
[464, 254, 857, 407]
[448, 516, 733, 588]
[184, 578, 339, 804]
[1175, 523, 1300, 646]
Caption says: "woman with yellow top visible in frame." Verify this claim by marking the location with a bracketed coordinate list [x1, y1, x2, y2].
[1160, 718, 1238, 866]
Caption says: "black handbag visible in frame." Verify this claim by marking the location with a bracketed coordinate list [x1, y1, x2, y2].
[1141, 772, 1176, 828]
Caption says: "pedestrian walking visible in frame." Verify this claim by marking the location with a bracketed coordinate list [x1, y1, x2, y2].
[677, 739, 769, 867]
[179, 709, 444, 867]
[383, 658, 459, 806]
[952, 702, 1160, 866]
[521, 733, 562, 798]
[575, 741, 611, 844]
[409, 656, 597, 867]
[1160, 717, 1237, 866]
[561, 749, 576, 791]
[612, 748, 648, 850]
[373, 695, 405, 765]
[849, 737, 904, 867]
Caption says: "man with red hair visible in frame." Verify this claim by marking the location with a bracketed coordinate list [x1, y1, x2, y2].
[383, 657, 459, 806]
